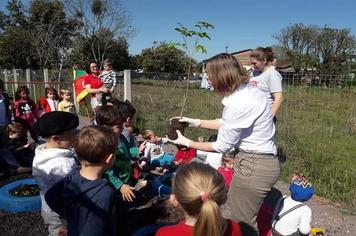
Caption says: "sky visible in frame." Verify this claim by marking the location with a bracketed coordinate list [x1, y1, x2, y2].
[1, 0, 355, 61]
[121, 0, 356, 61]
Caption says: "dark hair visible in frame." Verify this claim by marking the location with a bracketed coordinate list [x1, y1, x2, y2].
[95, 105, 124, 127]
[110, 99, 136, 120]
[75, 125, 118, 164]
[86, 61, 98, 74]
[250, 47, 275, 63]
[6, 122, 24, 135]
[44, 87, 59, 99]
[204, 53, 249, 96]
[15, 86, 30, 100]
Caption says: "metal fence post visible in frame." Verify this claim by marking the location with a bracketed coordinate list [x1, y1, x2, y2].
[124, 70, 131, 102]
[44, 68, 49, 87]
[4, 69, 8, 91]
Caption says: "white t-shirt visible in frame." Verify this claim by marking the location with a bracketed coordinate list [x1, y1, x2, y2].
[250, 68, 283, 108]
[211, 84, 276, 154]
[272, 196, 312, 235]
[144, 138, 169, 162]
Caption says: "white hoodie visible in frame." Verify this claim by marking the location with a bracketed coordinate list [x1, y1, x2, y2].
[33, 144, 78, 212]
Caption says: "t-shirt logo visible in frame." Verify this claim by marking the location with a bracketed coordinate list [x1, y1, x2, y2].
[249, 80, 258, 88]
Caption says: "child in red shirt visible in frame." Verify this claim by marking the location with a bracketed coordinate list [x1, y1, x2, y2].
[174, 145, 196, 165]
[218, 152, 235, 188]
[156, 162, 241, 236]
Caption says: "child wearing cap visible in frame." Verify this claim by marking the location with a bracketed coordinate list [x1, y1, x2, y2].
[32, 111, 79, 236]
[271, 174, 313, 236]
[45, 126, 117, 236]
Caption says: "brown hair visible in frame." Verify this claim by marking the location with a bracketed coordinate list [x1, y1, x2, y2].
[6, 122, 24, 135]
[74, 126, 118, 164]
[173, 162, 227, 236]
[204, 53, 249, 96]
[44, 87, 59, 99]
[142, 130, 155, 140]
[103, 58, 113, 67]
[222, 151, 235, 166]
[95, 105, 124, 127]
[60, 89, 71, 96]
[250, 47, 275, 63]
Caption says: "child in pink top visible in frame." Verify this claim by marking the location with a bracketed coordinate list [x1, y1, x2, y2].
[13, 86, 40, 142]
[218, 152, 235, 188]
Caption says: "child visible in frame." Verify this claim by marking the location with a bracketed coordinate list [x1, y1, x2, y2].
[13, 86, 40, 142]
[98, 59, 119, 105]
[39, 87, 59, 114]
[110, 98, 140, 158]
[218, 152, 235, 188]
[0, 79, 11, 148]
[174, 145, 197, 165]
[156, 162, 241, 236]
[142, 130, 174, 167]
[58, 89, 76, 113]
[271, 174, 313, 236]
[6, 122, 34, 168]
[45, 126, 117, 236]
[32, 111, 79, 236]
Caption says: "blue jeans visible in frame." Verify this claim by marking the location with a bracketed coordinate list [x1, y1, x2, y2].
[0, 148, 20, 168]
[151, 153, 174, 167]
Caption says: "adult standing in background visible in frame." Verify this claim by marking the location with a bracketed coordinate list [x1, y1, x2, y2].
[83, 62, 109, 112]
[169, 53, 280, 235]
[250, 47, 283, 117]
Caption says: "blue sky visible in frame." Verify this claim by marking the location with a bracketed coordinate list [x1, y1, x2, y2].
[122, 0, 356, 61]
[1, 0, 355, 61]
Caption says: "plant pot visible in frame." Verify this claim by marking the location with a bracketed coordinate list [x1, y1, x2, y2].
[168, 118, 188, 140]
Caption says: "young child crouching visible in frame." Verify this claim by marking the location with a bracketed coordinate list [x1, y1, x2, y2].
[32, 111, 79, 236]
[45, 126, 117, 236]
[156, 162, 241, 236]
[271, 174, 313, 236]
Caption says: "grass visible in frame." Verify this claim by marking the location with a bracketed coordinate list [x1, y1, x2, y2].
[127, 80, 356, 215]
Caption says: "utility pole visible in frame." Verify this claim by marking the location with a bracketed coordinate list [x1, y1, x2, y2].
[225, 46, 229, 53]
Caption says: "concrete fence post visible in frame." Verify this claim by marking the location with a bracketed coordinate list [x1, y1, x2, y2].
[124, 70, 131, 102]
[13, 69, 18, 90]
[4, 69, 8, 91]
[26, 69, 32, 94]
[44, 68, 49, 87]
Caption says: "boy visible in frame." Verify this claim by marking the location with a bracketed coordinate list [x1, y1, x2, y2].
[32, 111, 79, 236]
[58, 89, 76, 113]
[271, 174, 313, 236]
[45, 126, 117, 236]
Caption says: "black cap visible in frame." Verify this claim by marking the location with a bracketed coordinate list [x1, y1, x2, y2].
[34, 111, 79, 137]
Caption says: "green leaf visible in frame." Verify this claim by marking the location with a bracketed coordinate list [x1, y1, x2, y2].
[195, 45, 207, 54]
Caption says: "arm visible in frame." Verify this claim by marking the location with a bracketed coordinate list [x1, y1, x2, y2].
[85, 84, 107, 94]
[199, 119, 221, 130]
[271, 92, 283, 117]
[298, 207, 312, 235]
[31, 100, 40, 119]
[57, 102, 63, 112]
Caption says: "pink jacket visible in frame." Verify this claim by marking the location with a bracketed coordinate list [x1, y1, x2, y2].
[13, 98, 39, 126]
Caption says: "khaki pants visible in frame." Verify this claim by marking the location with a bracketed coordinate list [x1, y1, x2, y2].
[226, 152, 280, 235]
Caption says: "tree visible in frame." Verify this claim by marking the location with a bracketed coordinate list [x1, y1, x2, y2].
[63, 0, 134, 67]
[274, 23, 355, 73]
[137, 42, 193, 73]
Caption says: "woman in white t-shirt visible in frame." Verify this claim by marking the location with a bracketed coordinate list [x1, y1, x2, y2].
[250, 47, 283, 117]
[169, 53, 280, 235]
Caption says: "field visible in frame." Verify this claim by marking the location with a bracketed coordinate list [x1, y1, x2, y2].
[127, 80, 356, 215]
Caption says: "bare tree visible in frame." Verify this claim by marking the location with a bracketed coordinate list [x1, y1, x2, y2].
[64, 0, 135, 67]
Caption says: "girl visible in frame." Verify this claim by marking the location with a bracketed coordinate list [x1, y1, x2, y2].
[250, 47, 283, 117]
[218, 152, 235, 188]
[13, 86, 39, 142]
[156, 162, 241, 236]
[39, 87, 59, 114]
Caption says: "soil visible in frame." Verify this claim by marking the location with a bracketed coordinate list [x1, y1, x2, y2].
[167, 118, 188, 140]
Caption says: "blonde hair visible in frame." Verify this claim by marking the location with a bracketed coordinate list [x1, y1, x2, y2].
[204, 53, 249, 96]
[173, 162, 227, 236]
[60, 89, 71, 96]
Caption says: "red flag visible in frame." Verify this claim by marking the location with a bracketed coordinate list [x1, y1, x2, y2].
[74, 75, 88, 103]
